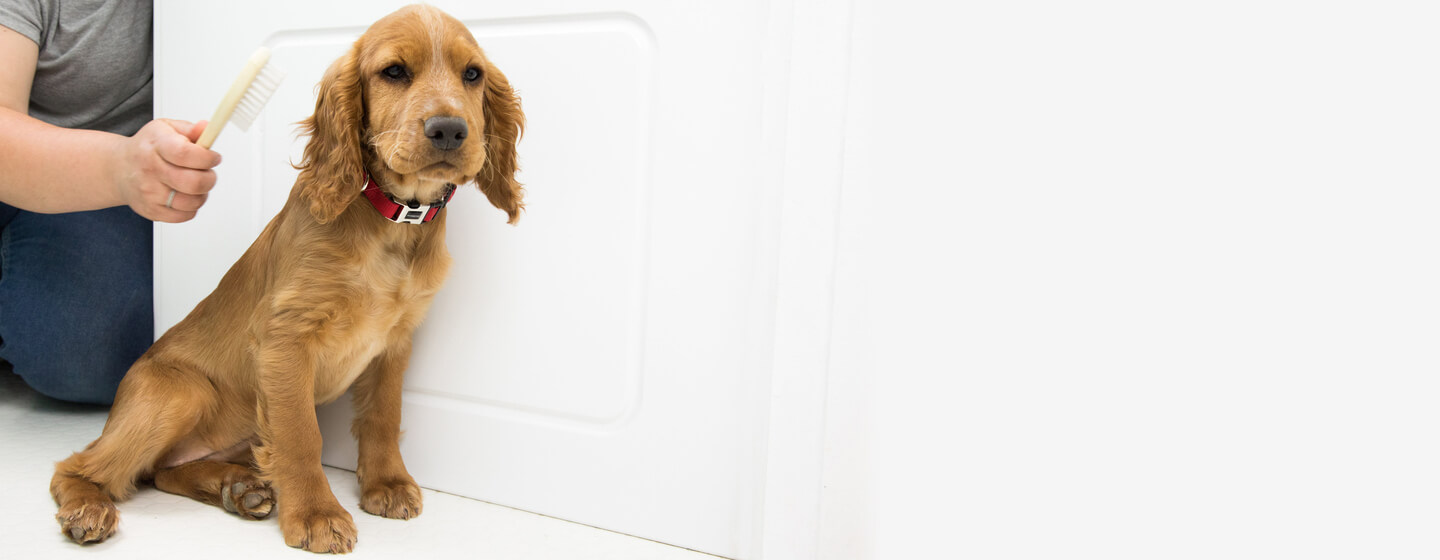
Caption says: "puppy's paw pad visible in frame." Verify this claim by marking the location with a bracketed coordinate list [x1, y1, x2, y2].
[221, 478, 275, 520]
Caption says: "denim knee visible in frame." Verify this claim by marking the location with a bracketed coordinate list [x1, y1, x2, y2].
[0, 205, 153, 405]
[10, 344, 137, 405]
[4, 290, 151, 405]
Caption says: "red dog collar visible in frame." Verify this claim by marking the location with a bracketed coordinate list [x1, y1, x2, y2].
[361, 173, 456, 225]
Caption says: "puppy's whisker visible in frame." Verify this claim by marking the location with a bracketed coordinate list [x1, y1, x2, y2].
[387, 141, 406, 168]
[365, 130, 416, 169]
[367, 131, 405, 155]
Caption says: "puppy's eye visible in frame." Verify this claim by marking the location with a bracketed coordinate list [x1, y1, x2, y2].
[463, 67, 482, 83]
[382, 64, 409, 80]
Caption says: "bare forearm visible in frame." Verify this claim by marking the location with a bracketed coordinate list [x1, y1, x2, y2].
[0, 21, 219, 222]
[0, 107, 223, 221]
[0, 106, 127, 213]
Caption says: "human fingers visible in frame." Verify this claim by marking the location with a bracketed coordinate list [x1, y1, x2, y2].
[160, 166, 218, 197]
[128, 183, 192, 223]
[187, 120, 209, 143]
[127, 184, 199, 223]
[154, 124, 221, 169]
[156, 118, 209, 144]
[163, 190, 209, 214]
[148, 203, 200, 224]
[119, 120, 220, 222]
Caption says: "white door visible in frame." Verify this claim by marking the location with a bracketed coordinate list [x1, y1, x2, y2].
[153, 2, 786, 557]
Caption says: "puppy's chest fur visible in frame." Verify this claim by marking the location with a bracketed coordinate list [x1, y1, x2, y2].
[307, 232, 450, 404]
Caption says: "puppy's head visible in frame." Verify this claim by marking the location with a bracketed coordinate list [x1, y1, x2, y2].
[296, 5, 525, 224]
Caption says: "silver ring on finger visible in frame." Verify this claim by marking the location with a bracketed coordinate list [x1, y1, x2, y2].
[165, 189, 177, 209]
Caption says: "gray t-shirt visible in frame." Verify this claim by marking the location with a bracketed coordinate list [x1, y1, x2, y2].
[0, 0, 152, 136]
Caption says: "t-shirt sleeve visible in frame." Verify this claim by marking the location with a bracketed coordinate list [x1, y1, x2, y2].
[0, 0, 45, 47]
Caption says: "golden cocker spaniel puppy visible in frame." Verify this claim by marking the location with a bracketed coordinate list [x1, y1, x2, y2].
[50, 5, 523, 553]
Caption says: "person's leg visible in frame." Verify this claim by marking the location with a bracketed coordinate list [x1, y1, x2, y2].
[0, 204, 153, 405]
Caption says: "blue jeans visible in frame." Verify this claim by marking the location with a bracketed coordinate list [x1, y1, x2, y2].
[0, 204, 153, 405]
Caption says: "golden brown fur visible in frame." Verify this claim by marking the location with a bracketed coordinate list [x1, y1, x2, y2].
[49, 5, 522, 553]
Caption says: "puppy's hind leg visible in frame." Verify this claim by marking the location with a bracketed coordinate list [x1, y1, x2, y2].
[154, 459, 275, 520]
[51, 361, 215, 544]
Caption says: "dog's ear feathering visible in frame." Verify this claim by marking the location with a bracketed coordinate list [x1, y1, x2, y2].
[478, 61, 526, 225]
[295, 47, 366, 224]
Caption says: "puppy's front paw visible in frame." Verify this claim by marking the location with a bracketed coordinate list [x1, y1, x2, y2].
[281, 503, 357, 554]
[56, 500, 118, 544]
[360, 476, 423, 520]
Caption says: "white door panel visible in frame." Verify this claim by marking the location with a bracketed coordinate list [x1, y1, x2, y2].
[155, 2, 778, 558]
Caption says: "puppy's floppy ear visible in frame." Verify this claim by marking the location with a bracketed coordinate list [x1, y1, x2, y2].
[295, 45, 366, 224]
[477, 60, 525, 225]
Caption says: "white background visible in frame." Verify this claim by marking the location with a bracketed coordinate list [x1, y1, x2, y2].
[855, 1, 1440, 559]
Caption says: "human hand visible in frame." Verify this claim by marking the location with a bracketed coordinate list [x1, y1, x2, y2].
[114, 119, 222, 223]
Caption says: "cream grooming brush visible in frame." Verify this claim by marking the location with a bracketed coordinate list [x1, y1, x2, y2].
[195, 47, 284, 148]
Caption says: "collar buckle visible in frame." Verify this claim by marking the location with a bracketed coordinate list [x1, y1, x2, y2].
[392, 201, 433, 225]
[360, 173, 456, 225]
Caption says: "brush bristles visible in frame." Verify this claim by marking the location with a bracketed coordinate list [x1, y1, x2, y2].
[230, 65, 285, 132]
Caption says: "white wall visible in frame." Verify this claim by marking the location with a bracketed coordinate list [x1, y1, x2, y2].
[152, 2, 1440, 558]
[844, 1, 1440, 559]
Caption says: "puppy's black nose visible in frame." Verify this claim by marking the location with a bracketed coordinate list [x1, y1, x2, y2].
[424, 116, 468, 151]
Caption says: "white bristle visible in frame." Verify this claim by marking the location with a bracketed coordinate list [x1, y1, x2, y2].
[230, 65, 285, 132]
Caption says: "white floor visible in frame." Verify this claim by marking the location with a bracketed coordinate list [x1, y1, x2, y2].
[0, 373, 719, 560]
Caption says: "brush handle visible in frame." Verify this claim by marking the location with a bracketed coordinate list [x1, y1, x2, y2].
[196, 47, 272, 149]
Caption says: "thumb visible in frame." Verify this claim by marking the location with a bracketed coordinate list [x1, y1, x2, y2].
[156, 119, 206, 143]
[186, 120, 209, 143]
